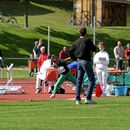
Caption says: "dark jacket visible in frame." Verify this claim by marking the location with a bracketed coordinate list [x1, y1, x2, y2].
[57, 59, 69, 75]
[69, 37, 96, 61]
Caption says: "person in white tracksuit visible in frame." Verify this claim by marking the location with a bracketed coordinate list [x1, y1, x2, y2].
[93, 42, 109, 96]
[35, 55, 56, 93]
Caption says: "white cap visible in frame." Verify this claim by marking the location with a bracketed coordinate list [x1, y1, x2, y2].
[40, 46, 45, 50]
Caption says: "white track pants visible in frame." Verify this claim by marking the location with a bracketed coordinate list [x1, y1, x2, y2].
[96, 68, 108, 95]
[36, 74, 55, 89]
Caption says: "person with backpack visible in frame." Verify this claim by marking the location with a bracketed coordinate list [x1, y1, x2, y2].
[50, 57, 77, 98]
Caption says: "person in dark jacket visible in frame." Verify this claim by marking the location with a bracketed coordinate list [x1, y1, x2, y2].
[0, 49, 4, 68]
[69, 27, 96, 104]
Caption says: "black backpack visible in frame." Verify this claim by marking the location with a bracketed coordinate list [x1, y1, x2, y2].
[49, 86, 65, 94]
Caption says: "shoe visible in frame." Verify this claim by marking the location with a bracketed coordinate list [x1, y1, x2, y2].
[48, 86, 52, 94]
[72, 86, 76, 90]
[76, 100, 82, 105]
[50, 94, 56, 98]
[45, 81, 48, 86]
[35, 88, 42, 94]
[84, 99, 97, 104]
[101, 93, 106, 97]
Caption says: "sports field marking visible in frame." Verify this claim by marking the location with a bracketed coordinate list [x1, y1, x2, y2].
[52, 117, 117, 119]
[41, 104, 121, 110]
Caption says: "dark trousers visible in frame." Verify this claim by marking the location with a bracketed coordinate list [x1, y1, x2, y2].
[128, 56, 130, 67]
[0, 59, 4, 68]
[116, 59, 123, 70]
[76, 60, 95, 101]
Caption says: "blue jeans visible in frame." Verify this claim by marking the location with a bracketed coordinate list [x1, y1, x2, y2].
[76, 60, 95, 101]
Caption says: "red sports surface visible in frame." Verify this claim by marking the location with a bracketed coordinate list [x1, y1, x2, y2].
[0, 78, 78, 102]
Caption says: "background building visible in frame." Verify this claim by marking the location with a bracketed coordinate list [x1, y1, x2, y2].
[73, 0, 130, 26]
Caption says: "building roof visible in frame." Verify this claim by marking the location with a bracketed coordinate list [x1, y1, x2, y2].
[103, 0, 130, 4]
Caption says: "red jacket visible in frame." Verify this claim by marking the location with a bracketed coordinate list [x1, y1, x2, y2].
[37, 52, 47, 69]
[125, 48, 130, 59]
[59, 50, 69, 59]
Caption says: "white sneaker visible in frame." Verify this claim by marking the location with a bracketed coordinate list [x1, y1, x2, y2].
[101, 93, 106, 97]
[35, 88, 42, 94]
[76, 100, 81, 105]
[50, 94, 56, 98]
[72, 86, 76, 90]
[84, 99, 97, 104]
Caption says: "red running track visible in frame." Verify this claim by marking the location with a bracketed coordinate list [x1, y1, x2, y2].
[0, 78, 79, 102]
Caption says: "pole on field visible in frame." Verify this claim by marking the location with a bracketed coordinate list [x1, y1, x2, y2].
[48, 26, 50, 56]
[91, 0, 95, 27]
[93, 16, 96, 46]
[24, 0, 29, 28]
[93, 16, 96, 70]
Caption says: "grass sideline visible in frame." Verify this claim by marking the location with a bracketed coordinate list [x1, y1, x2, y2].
[0, 97, 130, 130]
[0, 68, 30, 78]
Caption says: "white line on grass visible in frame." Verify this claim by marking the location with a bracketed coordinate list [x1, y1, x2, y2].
[52, 117, 113, 119]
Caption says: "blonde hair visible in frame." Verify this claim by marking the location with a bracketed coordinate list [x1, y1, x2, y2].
[34, 41, 38, 45]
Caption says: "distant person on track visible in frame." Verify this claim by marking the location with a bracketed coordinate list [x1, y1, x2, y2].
[28, 54, 35, 77]
[93, 42, 109, 96]
[0, 49, 4, 68]
[68, 27, 96, 105]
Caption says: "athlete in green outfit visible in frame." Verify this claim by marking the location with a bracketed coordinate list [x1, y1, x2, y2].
[50, 59, 77, 98]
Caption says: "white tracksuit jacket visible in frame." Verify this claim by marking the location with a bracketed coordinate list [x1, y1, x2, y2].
[36, 59, 52, 89]
[93, 51, 109, 95]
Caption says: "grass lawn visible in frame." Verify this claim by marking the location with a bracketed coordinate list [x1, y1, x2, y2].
[0, 67, 36, 78]
[0, 97, 130, 130]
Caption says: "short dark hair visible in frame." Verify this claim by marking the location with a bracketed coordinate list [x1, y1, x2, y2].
[79, 27, 86, 36]
[47, 55, 51, 59]
[98, 42, 104, 47]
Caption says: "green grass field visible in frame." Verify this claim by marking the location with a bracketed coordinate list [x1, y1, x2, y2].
[0, 1, 130, 130]
[0, 97, 130, 130]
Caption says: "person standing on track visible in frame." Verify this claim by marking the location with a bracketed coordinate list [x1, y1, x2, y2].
[68, 27, 96, 105]
[93, 42, 109, 96]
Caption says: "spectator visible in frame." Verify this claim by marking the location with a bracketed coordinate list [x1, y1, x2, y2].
[37, 39, 44, 57]
[33, 41, 39, 59]
[0, 49, 4, 68]
[37, 46, 47, 70]
[28, 54, 35, 77]
[68, 27, 96, 105]
[93, 42, 109, 96]
[114, 41, 125, 70]
[33, 41, 39, 72]
[125, 43, 130, 70]
[36, 55, 53, 93]
[59, 46, 69, 60]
